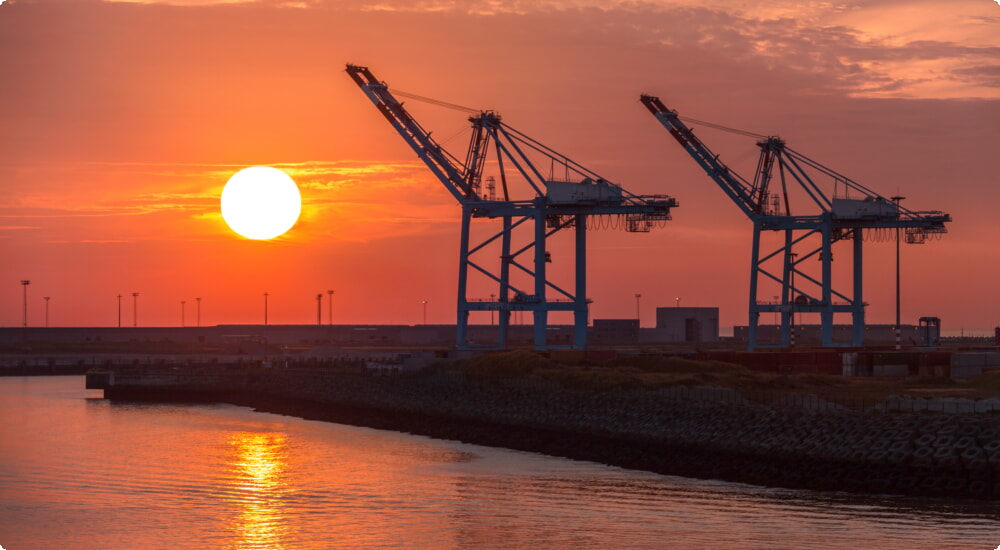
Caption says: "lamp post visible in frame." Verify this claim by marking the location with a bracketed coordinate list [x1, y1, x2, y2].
[892, 195, 905, 350]
[422, 300, 428, 325]
[263, 292, 269, 362]
[117, 294, 122, 328]
[490, 293, 496, 326]
[327, 290, 334, 325]
[196, 297, 201, 327]
[181, 300, 186, 327]
[44, 296, 50, 328]
[316, 293, 323, 326]
[20, 280, 30, 329]
[132, 293, 139, 327]
[675, 296, 680, 308]
[635, 293, 642, 324]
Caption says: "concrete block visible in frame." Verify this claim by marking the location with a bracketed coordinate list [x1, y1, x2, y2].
[950, 364, 984, 381]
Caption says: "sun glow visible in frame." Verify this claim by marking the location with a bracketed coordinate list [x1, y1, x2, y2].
[221, 166, 302, 240]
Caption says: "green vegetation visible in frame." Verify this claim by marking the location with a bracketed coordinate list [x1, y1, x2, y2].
[447, 350, 1000, 400]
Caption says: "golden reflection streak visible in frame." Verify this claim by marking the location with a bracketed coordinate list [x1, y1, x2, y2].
[225, 432, 291, 550]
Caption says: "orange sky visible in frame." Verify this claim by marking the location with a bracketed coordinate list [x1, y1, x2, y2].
[2, 0, 999, 333]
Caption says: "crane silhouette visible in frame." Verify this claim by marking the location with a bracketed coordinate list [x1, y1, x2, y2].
[641, 95, 950, 349]
[347, 65, 677, 349]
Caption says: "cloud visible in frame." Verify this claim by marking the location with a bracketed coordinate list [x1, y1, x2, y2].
[0, 159, 457, 245]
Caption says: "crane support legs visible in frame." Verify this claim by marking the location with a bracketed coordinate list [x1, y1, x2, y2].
[748, 221, 763, 350]
[533, 202, 548, 348]
[456, 208, 473, 347]
[820, 224, 834, 346]
[455, 207, 589, 351]
[498, 216, 512, 349]
[852, 230, 865, 346]
[749, 224, 867, 350]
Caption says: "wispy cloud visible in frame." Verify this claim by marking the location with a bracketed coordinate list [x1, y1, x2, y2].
[0, 159, 457, 244]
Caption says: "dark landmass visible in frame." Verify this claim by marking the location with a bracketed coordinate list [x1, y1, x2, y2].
[91, 351, 1000, 501]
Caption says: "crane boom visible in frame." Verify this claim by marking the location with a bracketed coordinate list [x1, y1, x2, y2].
[347, 65, 477, 202]
[641, 94, 761, 217]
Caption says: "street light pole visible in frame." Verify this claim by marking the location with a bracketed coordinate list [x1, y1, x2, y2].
[181, 300, 186, 327]
[327, 290, 334, 325]
[117, 294, 122, 328]
[196, 297, 201, 327]
[45, 297, 50, 328]
[422, 300, 428, 325]
[20, 280, 30, 329]
[635, 293, 642, 324]
[132, 293, 139, 327]
[316, 293, 323, 326]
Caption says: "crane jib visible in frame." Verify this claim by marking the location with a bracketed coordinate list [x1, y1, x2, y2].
[669, 128, 688, 147]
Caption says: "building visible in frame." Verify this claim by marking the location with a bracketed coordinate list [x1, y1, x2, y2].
[591, 319, 640, 345]
[655, 307, 719, 343]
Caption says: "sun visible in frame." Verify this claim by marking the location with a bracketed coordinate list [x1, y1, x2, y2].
[221, 166, 302, 240]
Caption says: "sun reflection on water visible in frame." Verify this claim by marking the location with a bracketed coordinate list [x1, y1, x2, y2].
[226, 432, 291, 549]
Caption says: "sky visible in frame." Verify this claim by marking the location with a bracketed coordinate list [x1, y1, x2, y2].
[1, 0, 999, 334]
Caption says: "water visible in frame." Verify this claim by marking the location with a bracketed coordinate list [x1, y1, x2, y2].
[1, 377, 997, 550]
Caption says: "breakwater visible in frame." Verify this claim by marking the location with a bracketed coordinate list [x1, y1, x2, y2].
[90, 366, 1000, 501]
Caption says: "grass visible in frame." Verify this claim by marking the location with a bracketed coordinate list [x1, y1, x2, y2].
[447, 350, 1000, 400]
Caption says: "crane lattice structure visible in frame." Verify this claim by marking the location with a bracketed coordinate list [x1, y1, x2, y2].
[640, 95, 951, 350]
[347, 65, 677, 350]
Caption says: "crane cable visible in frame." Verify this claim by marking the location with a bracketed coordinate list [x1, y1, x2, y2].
[397, 89, 766, 140]
[396, 90, 768, 140]
[678, 115, 770, 140]
[394, 89, 480, 114]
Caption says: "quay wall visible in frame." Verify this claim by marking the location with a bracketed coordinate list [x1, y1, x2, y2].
[94, 367, 1000, 501]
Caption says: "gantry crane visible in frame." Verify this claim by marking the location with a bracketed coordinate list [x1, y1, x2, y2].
[347, 65, 677, 350]
[640, 95, 951, 349]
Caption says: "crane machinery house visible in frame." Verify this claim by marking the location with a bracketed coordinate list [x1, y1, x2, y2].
[546, 178, 625, 205]
[831, 197, 899, 220]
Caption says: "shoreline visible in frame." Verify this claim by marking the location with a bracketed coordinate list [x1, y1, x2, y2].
[95, 366, 1000, 501]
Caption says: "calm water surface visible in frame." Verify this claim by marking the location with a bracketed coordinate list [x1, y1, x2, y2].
[0, 376, 997, 549]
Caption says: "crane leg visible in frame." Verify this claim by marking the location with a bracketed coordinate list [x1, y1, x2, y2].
[748, 222, 762, 351]
[456, 207, 472, 349]
[533, 202, 547, 349]
[852, 229, 865, 346]
[498, 216, 512, 350]
[574, 215, 587, 349]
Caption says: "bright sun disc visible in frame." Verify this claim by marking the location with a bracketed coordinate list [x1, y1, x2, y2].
[221, 166, 302, 240]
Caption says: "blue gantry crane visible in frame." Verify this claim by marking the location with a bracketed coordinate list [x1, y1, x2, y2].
[347, 65, 677, 349]
[640, 95, 951, 349]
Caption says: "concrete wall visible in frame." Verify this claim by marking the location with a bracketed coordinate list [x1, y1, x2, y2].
[734, 324, 919, 346]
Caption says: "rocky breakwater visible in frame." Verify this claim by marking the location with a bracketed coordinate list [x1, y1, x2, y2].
[94, 366, 1000, 500]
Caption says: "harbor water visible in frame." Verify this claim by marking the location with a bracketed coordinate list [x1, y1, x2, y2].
[0, 376, 996, 549]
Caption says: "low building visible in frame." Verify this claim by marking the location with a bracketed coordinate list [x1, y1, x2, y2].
[656, 307, 720, 343]
[591, 319, 639, 345]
